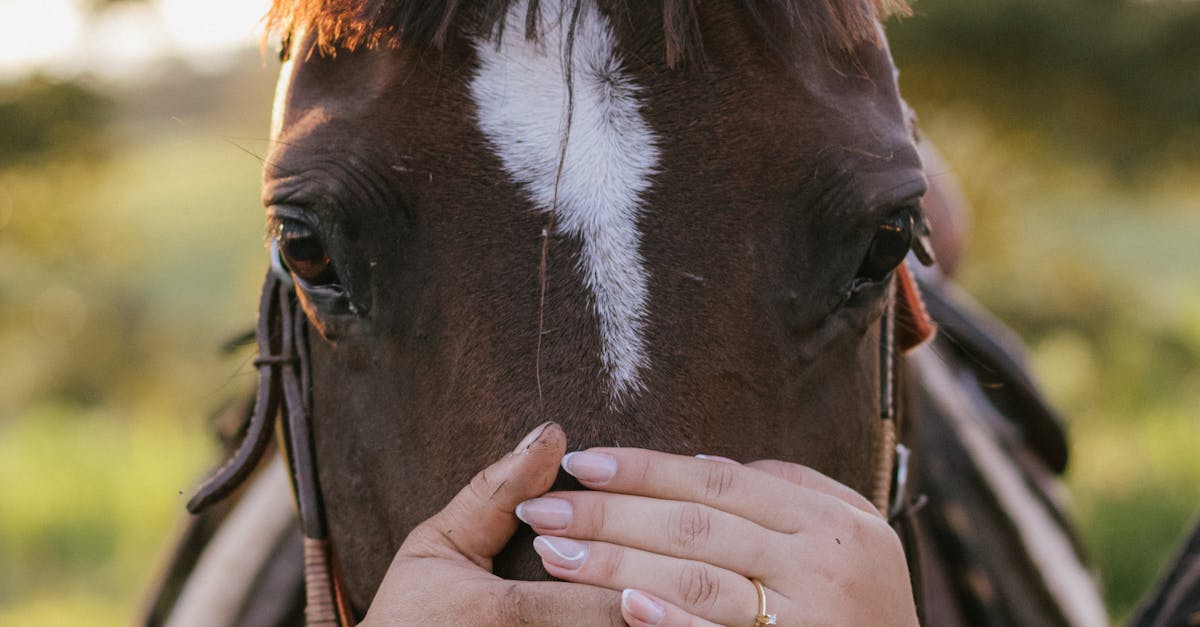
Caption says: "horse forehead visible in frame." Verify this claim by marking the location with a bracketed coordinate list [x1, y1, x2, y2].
[274, 14, 908, 170]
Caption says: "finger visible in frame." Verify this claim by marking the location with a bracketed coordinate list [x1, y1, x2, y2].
[517, 492, 789, 579]
[531, 537, 764, 627]
[560, 448, 871, 532]
[743, 459, 880, 517]
[401, 421, 566, 568]
[621, 589, 722, 627]
[367, 574, 623, 627]
[485, 580, 624, 627]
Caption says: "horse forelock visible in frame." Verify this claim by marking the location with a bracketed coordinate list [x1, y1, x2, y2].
[267, 0, 911, 65]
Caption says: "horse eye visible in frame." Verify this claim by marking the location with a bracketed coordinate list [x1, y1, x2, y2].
[277, 220, 338, 286]
[855, 209, 915, 283]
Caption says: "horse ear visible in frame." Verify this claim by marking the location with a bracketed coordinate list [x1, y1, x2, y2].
[895, 262, 936, 352]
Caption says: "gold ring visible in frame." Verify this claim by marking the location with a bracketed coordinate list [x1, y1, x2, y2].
[751, 578, 777, 626]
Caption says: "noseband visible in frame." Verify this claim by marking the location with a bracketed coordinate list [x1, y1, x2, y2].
[187, 254, 930, 626]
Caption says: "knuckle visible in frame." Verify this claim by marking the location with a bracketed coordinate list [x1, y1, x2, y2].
[841, 506, 898, 554]
[677, 562, 722, 610]
[631, 453, 653, 486]
[745, 537, 776, 575]
[667, 503, 712, 555]
[588, 543, 626, 582]
[846, 507, 870, 545]
[790, 464, 815, 489]
[494, 583, 526, 622]
[870, 514, 905, 555]
[848, 488, 879, 516]
[398, 524, 446, 559]
[603, 603, 626, 627]
[703, 463, 737, 501]
[835, 564, 866, 599]
[580, 495, 608, 536]
[467, 468, 496, 504]
[497, 583, 622, 627]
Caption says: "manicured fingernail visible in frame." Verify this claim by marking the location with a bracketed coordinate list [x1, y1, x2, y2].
[622, 589, 665, 625]
[533, 536, 587, 569]
[515, 497, 572, 530]
[561, 451, 617, 484]
[513, 421, 553, 454]
[696, 454, 739, 465]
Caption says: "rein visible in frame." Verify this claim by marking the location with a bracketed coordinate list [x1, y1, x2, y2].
[187, 257, 932, 626]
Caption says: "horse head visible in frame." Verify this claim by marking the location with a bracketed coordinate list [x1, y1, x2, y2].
[260, 0, 925, 615]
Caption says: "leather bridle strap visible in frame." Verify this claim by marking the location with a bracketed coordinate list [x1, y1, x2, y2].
[277, 277, 340, 626]
[874, 262, 937, 517]
[871, 279, 900, 516]
[187, 272, 283, 513]
[188, 269, 343, 626]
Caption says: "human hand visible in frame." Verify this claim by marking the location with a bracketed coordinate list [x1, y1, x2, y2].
[515, 449, 919, 626]
[360, 422, 623, 626]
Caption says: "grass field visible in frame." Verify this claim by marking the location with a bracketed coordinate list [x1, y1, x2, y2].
[1, 108, 270, 624]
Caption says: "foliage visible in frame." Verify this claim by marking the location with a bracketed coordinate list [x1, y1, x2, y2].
[889, 0, 1200, 175]
[914, 115, 1200, 621]
[887, 8, 1200, 612]
[82, 0, 152, 11]
[0, 75, 113, 166]
[0, 59, 276, 626]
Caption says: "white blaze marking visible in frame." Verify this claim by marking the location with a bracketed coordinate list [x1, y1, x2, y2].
[470, 0, 659, 403]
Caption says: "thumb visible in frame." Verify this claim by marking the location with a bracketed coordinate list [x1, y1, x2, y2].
[401, 421, 566, 569]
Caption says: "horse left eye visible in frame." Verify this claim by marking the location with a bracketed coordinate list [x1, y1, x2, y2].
[277, 220, 338, 286]
[856, 209, 915, 283]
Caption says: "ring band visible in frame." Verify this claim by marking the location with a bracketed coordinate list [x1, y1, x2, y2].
[751, 578, 777, 626]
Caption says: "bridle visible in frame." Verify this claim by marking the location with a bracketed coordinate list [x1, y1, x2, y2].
[187, 248, 934, 626]
[188, 255, 344, 626]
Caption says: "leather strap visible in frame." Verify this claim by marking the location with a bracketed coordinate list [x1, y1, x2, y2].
[187, 272, 285, 514]
[188, 269, 342, 626]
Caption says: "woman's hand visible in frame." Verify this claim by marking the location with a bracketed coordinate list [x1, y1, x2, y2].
[515, 449, 919, 627]
[360, 422, 623, 626]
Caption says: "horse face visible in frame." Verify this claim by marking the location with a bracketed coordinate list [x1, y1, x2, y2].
[263, 2, 923, 613]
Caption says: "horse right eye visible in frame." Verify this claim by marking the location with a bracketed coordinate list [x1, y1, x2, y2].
[277, 220, 338, 287]
[855, 208, 916, 283]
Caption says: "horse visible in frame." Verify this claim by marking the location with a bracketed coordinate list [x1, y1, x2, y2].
[142, 1, 1109, 625]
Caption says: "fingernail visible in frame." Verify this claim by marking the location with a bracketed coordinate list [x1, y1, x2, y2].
[533, 536, 587, 570]
[696, 454, 739, 465]
[622, 589, 665, 625]
[515, 497, 572, 530]
[513, 421, 553, 454]
[561, 451, 617, 484]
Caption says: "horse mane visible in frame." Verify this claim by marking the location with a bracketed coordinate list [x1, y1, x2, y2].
[267, 0, 910, 66]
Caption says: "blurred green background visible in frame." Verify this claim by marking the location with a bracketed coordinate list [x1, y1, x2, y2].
[0, 0, 1197, 625]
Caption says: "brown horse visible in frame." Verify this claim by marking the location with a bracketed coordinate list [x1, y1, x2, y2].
[258, 0, 923, 617]
[152, 1, 1108, 626]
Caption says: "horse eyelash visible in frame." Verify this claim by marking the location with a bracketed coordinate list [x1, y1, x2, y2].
[264, 215, 283, 240]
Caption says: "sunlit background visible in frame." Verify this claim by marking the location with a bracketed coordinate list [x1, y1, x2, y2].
[0, 1, 1197, 625]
